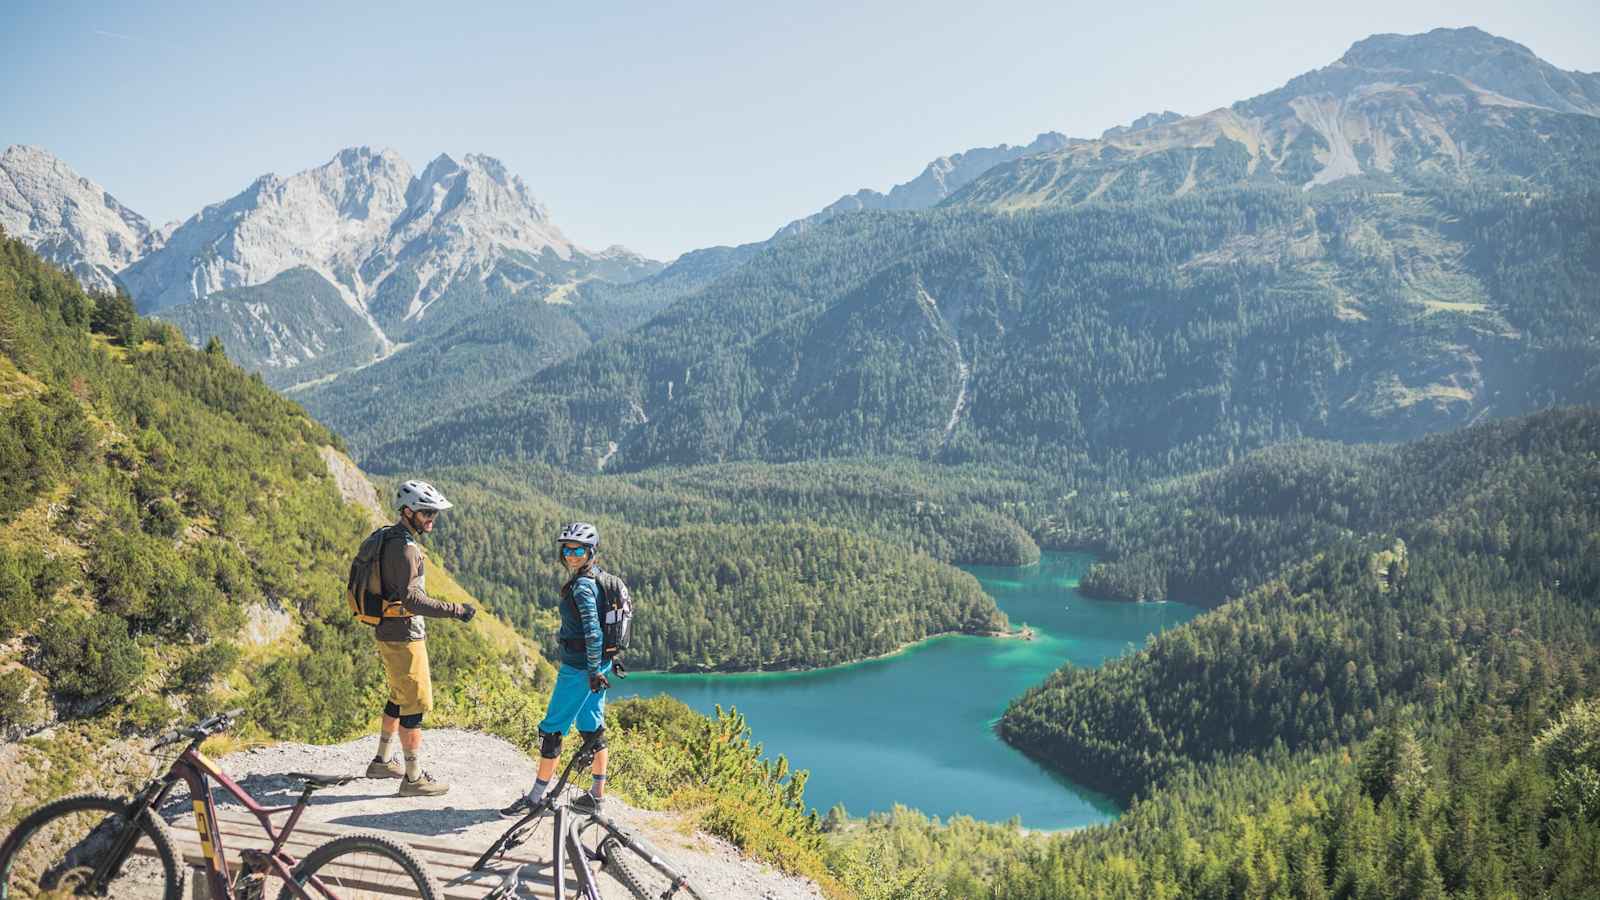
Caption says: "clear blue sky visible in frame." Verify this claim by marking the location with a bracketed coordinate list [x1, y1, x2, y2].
[4, 0, 1596, 260]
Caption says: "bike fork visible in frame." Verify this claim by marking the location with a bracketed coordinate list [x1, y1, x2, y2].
[557, 808, 603, 900]
[89, 780, 174, 893]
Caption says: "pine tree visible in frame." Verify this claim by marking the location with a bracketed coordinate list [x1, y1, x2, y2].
[1358, 720, 1428, 810]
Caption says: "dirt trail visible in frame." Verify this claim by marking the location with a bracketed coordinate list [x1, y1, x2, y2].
[163, 729, 823, 900]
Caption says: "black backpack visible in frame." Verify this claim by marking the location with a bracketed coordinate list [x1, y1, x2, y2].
[345, 525, 411, 626]
[563, 566, 633, 660]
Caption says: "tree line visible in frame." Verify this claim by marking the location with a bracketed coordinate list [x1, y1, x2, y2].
[422, 465, 1016, 671]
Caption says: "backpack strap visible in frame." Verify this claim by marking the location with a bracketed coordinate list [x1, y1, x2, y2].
[561, 567, 604, 651]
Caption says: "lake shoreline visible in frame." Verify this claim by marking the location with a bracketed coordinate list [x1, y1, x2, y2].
[615, 551, 1197, 829]
[634, 626, 1034, 677]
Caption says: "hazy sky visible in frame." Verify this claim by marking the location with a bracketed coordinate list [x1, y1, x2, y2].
[4, 0, 1597, 260]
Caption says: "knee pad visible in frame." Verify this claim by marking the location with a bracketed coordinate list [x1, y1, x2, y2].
[398, 712, 424, 729]
[539, 730, 564, 759]
[579, 728, 607, 752]
[384, 701, 402, 719]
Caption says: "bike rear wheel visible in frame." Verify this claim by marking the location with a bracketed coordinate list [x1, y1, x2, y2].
[275, 833, 440, 900]
[0, 793, 184, 900]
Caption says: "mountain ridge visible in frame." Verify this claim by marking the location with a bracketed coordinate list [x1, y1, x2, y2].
[366, 27, 1600, 476]
[0, 145, 164, 294]
[949, 27, 1600, 209]
[1, 145, 661, 386]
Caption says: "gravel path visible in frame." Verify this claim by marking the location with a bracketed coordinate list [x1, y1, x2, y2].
[162, 728, 823, 900]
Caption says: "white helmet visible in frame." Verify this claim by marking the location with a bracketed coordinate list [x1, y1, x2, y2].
[556, 522, 599, 548]
[396, 480, 453, 512]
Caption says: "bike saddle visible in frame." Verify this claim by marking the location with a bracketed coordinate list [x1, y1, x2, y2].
[288, 772, 355, 790]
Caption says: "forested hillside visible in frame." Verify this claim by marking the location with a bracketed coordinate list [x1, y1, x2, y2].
[419, 462, 1017, 671]
[0, 233, 872, 900]
[292, 267, 710, 456]
[1068, 407, 1600, 604]
[357, 31, 1599, 482]
[1001, 408, 1600, 802]
[810, 409, 1600, 897]
[371, 185, 1600, 479]
[0, 229, 507, 751]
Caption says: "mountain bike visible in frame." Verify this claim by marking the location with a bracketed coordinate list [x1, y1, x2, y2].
[471, 732, 706, 900]
[0, 708, 442, 899]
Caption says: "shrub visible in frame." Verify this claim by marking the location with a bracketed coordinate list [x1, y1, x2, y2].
[37, 609, 146, 702]
[0, 667, 47, 734]
[170, 642, 241, 695]
[0, 547, 67, 638]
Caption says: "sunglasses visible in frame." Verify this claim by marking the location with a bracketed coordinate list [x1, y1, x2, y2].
[559, 545, 590, 558]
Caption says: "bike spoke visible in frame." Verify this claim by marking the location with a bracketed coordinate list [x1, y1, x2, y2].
[295, 846, 430, 899]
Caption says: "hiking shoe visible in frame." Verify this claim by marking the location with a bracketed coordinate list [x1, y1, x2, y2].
[397, 771, 449, 797]
[569, 791, 604, 816]
[499, 794, 537, 818]
[365, 756, 404, 779]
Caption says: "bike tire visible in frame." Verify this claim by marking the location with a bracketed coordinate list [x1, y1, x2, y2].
[276, 833, 441, 900]
[599, 835, 654, 900]
[0, 792, 184, 900]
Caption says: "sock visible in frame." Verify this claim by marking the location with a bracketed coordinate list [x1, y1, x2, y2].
[589, 773, 606, 798]
[404, 749, 421, 781]
[527, 778, 550, 802]
[375, 732, 396, 762]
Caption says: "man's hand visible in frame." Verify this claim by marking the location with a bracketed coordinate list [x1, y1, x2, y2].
[588, 671, 610, 692]
[458, 604, 477, 623]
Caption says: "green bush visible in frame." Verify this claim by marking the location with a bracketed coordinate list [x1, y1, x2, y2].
[37, 609, 146, 701]
[90, 290, 138, 345]
[250, 619, 381, 743]
[0, 667, 47, 734]
[170, 642, 241, 695]
[0, 547, 67, 638]
[0, 389, 94, 522]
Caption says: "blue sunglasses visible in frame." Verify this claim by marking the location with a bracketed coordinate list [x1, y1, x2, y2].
[560, 545, 590, 558]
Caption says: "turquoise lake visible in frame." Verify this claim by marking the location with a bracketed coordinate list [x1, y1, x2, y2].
[611, 551, 1199, 829]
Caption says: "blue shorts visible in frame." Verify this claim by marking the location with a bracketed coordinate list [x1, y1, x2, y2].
[539, 661, 611, 734]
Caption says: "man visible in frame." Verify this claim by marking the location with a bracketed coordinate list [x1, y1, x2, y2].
[501, 521, 614, 816]
[366, 479, 476, 797]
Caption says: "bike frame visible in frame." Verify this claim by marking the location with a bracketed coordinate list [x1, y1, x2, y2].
[125, 747, 327, 900]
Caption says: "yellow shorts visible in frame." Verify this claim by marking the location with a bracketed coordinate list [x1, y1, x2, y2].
[375, 638, 433, 716]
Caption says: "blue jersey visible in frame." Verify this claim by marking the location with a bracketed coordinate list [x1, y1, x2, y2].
[557, 573, 604, 673]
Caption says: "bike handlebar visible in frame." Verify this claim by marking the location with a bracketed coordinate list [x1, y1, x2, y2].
[150, 707, 245, 750]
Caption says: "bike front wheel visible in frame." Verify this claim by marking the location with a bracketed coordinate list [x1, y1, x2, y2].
[598, 835, 653, 900]
[0, 792, 184, 900]
[276, 833, 440, 900]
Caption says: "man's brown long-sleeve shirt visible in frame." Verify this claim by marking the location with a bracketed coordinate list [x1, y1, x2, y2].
[374, 521, 463, 642]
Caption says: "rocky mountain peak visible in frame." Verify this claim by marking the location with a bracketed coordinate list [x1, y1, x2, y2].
[1334, 26, 1600, 116]
[1102, 111, 1186, 139]
[0, 144, 159, 293]
[774, 131, 1074, 240]
[1340, 26, 1534, 71]
[390, 151, 565, 260]
[949, 27, 1600, 210]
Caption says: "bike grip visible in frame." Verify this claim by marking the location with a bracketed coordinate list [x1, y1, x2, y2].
[222, 707, 245, 720]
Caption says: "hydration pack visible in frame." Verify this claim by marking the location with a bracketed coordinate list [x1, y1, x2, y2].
[563, 567, 633, 660]
[345, 525, 412, 626]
